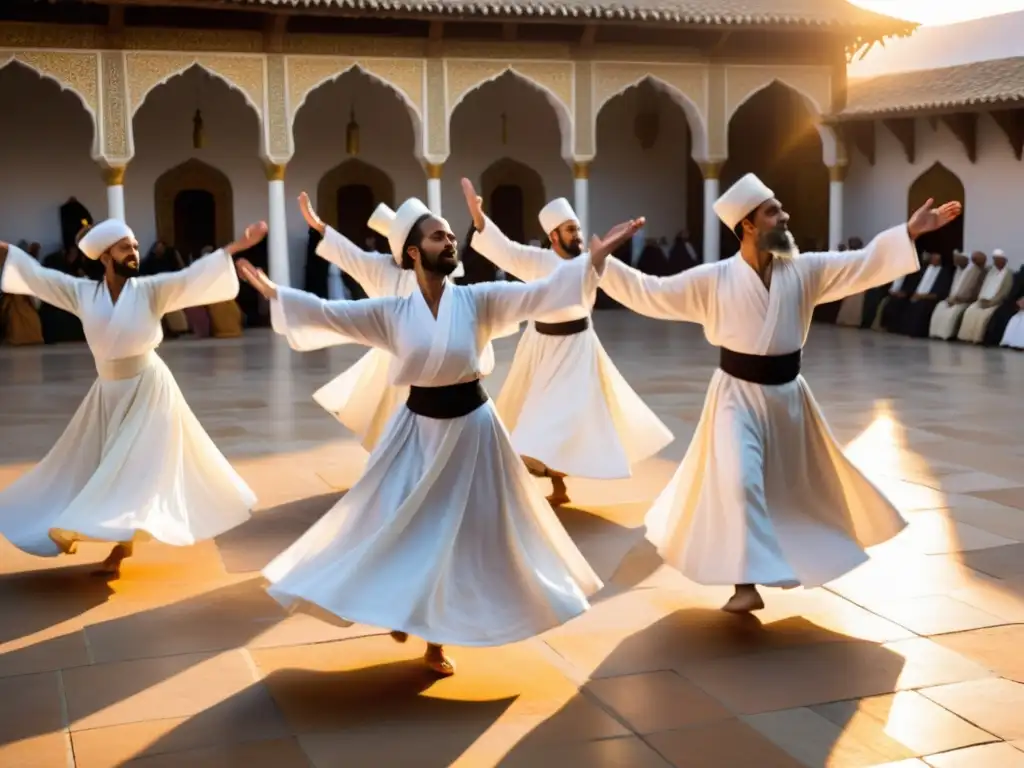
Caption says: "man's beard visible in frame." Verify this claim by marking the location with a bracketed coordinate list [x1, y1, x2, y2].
[759, 226, 798, 259]
[112, 260, 139, 278]
[422, 246, 458, 276]
[557, 233, 582, 257]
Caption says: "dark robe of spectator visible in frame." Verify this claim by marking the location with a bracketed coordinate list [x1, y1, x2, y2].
[303, 227, 329, 299]
[595, 240, 633, 310]
[36, 199, 95, 343]
[982, 265, 1024, 347]
[666, 230, 699, 274]
[235, 238, 270, 327]
[880, 252, 927, 332]
[899, 251, 955, 337]
[455, 223, 498, 285]
[636, 241, 669, 276]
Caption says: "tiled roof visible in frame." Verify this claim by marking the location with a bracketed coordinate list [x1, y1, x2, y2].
[221, 0, 913, 30]
[839, 57, 1024, 118]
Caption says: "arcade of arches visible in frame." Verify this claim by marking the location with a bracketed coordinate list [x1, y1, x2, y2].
[0, 44, 858, 288]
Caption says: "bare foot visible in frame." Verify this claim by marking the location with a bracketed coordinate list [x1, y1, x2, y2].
[424, 643, 455, 676]
[92, 543, 133, 577]
[722, 585, 764, 613]
[390, 630, 409, 643]
[521, 456, 547, 477]
[547, 474, 571, 507]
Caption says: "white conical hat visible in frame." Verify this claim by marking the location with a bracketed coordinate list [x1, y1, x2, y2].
[713, 173, 774, 231]
[365, 198, 432, 265]
[538, 198, 578, 235]
[78, 218, 134, 260]
[367, 203, 394, 238]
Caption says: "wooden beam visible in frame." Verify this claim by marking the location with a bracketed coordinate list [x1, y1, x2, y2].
[882, 118, 915, 163]
[990, 109, 1024, 160]
[106, 4, 125, 48]
[501, 22, 517, 41]
[940, 113, 978, 163]
[708, 30, 732, 54]
[580, 23, 597, 46]
[838, 121, 875, 165]
[428, 21, 444, 40]
[262, 13, 288, 53]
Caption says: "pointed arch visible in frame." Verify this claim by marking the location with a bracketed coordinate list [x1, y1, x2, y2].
[908, 162, 965, 258]
[129, 59, 262, 123]
[316, 158, 396, 232]
[594, 74, 708, 160]
[727, 77, 835, 164]
[290, 63, 423, 159]
[480, 157, 547, 244]
[448, 67, 573, 159]
[0, 57, 98, 146]
[154, 158, 233, 250]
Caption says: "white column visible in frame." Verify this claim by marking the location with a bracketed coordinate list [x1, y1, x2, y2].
[266, 163, 290, 287]
[700, 162, 722, 263]
[572, 161, 589, 240]
[828, 164, 847, 249]
[103, 166, 126, 221]
[426, 163, 443, 215]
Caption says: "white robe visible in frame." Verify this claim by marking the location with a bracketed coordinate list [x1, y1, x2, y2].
[929, 263, 981, 340]
[471, 217, 672, 479]
[311, 227, 515, 452]
[598, 226, 916, 588]
[1000, 311, 1024, 349]
[959, 266, 1012, 343]
[262, 255, 603, 646]
[0, 246, 256, 556]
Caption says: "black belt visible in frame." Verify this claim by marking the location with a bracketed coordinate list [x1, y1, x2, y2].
[534, 317, 590, 336]
[718, 348, 801, 386]
[406, 380, 489, 419]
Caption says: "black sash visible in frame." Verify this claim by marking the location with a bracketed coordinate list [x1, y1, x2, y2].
[534, 317, 590, 336]
[718, 347, 801, 386]
[406, 380, 489, 419]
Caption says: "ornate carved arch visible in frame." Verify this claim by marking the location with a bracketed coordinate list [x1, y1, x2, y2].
[316, 159, 396, 231]
[591, 67, 708, 160]
[127, 55, 264, 122]
[446, 63, 574, 159]
[154, 159, 233, 247]
[480, 157, 547, 243]
[0, 55, 99, 144]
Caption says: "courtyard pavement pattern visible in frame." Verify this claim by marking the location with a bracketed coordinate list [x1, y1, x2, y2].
[1, 313, 1023, 768]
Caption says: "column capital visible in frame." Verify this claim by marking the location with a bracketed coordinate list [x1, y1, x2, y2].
[264, 162, 286, 182]
[425, 162, 443, 180]
[572, 161, 590, 180]
[698, 161, 724, 180]
[828, 164, 849, 182]
[101, 164, 126, 187]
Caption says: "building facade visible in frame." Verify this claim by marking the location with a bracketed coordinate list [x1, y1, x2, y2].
[0, 0, 910, 285]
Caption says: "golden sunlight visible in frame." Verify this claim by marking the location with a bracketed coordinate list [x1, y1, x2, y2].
[851, 0, 1024, 25]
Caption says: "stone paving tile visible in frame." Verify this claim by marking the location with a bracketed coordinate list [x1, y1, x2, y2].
[0, 321, 1022, 765]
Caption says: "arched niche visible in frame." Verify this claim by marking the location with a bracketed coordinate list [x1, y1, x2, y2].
[0, 57, 98, 150]
[722, 80, 829, 258]
[154, 159, 233, 260]
[480, 157, 546, 244]
[128, 58, 263, 126]
[726, 74, 834, 163]
[316, 158, 395, 234]
[592, 77, 704, 251]
[447, 67, 574, 159]
[289, 61, 424, 160]
[908, 162, 965, 257]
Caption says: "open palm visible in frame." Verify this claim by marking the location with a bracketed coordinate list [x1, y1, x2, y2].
[908, 198, 962, 239]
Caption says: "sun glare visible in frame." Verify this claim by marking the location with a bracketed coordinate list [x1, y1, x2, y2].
[851, 0, 1024, 25]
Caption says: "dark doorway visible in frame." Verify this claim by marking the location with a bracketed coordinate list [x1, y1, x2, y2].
[908, 163, 965, 260]
[173, 189, 216, 262]
[490, 184, 525, 244]
[337, 183, 379, 299]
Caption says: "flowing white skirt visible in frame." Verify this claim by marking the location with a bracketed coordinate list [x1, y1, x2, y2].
[0, 354, 256, 557]
[312, 349, 407, 452]
[263, 398, 601, 647]
[645, 370, 907, 589]
[1001, 312, 1024, 348]
[496, 323, 672, 479]
[929, 302, 969, 340]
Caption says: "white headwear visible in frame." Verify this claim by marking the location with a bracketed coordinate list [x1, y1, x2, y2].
[366, 198, 432, 265]
[993, 249, 1005, 258]
[78, 218, 134, 260]
[713, 173, 774, 231]
[538, 198, 578, 235]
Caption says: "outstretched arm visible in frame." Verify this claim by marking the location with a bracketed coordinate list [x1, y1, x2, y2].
[146, 221, 269, 314]
[599, 256, 712, 324]
[300, 192, 400, 297]
[805, 199, 962, 305]
[237, 259, 394, 352]
[0, 241, 81, 315]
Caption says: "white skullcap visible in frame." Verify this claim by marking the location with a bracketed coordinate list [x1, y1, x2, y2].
[538, 198, 578, 235]
[367, 198, 433, 265]
[713, 173, 774, 231]
[78, 218, 134, 260]
[993, 249, 1005, 257]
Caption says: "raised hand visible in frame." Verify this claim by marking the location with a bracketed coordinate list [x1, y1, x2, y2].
[589, 217, 645, 271]
[460, 177, 486, 231]
[226, 221, 268, 256]
[299, 192, 325, 234]
[236, 258, 278, 300]
[908, 199, 962, 239]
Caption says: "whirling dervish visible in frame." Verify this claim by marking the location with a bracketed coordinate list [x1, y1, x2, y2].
[239, 197, 643, 675]
[0, 220, 264, 575]
[598, 173, 961, 613]
[298, 193, 515, 452]
[460, 178, 673, 505]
